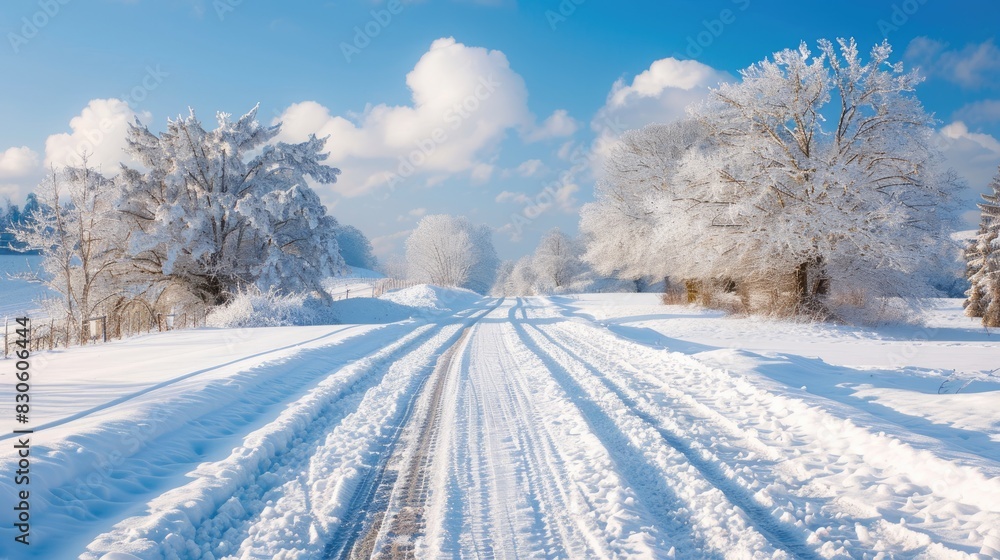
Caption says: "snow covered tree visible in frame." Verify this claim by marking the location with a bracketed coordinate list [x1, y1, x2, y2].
[505, 256, 539, 296]
[117, 105, 346, 305]
[492, 229, 629, 296]
[335, 224, 378, 270]
[378, 254, 408, 280]
[11, 161, 126, 342]
[405, 214, 499, 294]
[687, 38, 956, 312]
[583, 38, 957, 318]
[580, 119, 712, 286]
[491, 260, 516, 296]
[965, 166, 1000, 327]
[532, 228, 584, 292]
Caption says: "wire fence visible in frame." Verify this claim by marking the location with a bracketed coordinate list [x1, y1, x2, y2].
[1, 307, 210, 357]
[2, 276, 417, 356]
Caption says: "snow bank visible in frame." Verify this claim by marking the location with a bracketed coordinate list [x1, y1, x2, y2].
[379, 284, 484, 316]
[330, 298, 423, 324]
[205, 284, 485, 328]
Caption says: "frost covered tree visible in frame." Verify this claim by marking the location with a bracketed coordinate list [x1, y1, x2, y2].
[490, 260, 516, 296]
[687, 38, 956, 311]
[405, 214, 499, 293]
[505, 256, 539, 296]
[12, 161, 125, 342]
[335, 224, 378, 270]
[117, 106, 346, 305]
[580, 119, 711, 285]
[965, 166, 1000, 327]
[493, 229, 629, 296]
[583, 38, 958, 317]
[532, 228, 585, 292]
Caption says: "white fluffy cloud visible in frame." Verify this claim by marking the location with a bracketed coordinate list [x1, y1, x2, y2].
[524, 109, 579, 142]
[276, 37, 542, 197]
[44, 98, 150, 172]
[583, 57, 730, 183]
[0, 147, 39, 179]
[936, 121, 1000, 225]
[515, 159, 544, 177]
[595, 57, 730, 133]
[905, 38, 1000, 89]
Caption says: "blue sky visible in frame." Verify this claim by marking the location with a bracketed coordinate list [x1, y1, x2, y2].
[2, 0, 999, 261]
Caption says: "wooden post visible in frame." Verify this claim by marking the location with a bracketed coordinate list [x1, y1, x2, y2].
[3, 317, 7, 359]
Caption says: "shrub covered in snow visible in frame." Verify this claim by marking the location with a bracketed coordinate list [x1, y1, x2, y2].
[405, 214, 499, 294]
[204, 287, 329, 328]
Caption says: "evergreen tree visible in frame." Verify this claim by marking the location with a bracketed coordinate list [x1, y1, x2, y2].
[966, 166, 1000, 327]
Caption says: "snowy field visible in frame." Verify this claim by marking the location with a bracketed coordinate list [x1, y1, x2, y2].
[0, 255, 50, 319]
[1, 290, 998, 559]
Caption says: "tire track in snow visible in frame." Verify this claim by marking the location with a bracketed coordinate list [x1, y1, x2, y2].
[532, 298, 998, 558]
[364, 324, 475, 558]
[83, 322, 441, 560]
[506, 299, 713, 558]
[15, 323, 402, 559]
[2, 325, 365, 440]
[321, 300, 504, 560]
[424, 301, 583, 558]
[461, 321, 553, 558]
[521, 310, 820, 559]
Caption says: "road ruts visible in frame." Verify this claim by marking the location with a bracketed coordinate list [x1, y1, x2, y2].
[325, 300, 503, 560]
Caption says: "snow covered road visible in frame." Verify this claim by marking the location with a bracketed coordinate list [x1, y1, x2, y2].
[2, 293, 998, 559]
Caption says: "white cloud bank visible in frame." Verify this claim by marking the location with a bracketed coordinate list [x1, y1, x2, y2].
[44, 98, 149, 173]
[0, 147, 39, 179]
[275, 37, 576, 197]
[905, 38, 1000, 89]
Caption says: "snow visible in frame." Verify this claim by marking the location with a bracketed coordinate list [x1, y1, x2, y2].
[378, 284, 485, 316]
[1, 293, 997, 558]
[0, 254, 50, 318]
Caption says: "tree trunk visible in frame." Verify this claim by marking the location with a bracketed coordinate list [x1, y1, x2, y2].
[793, 261, 810, 308]
[793, 257, 830, 314]
[685, 280, 700, 304]
[984, 281, 1000, 328]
